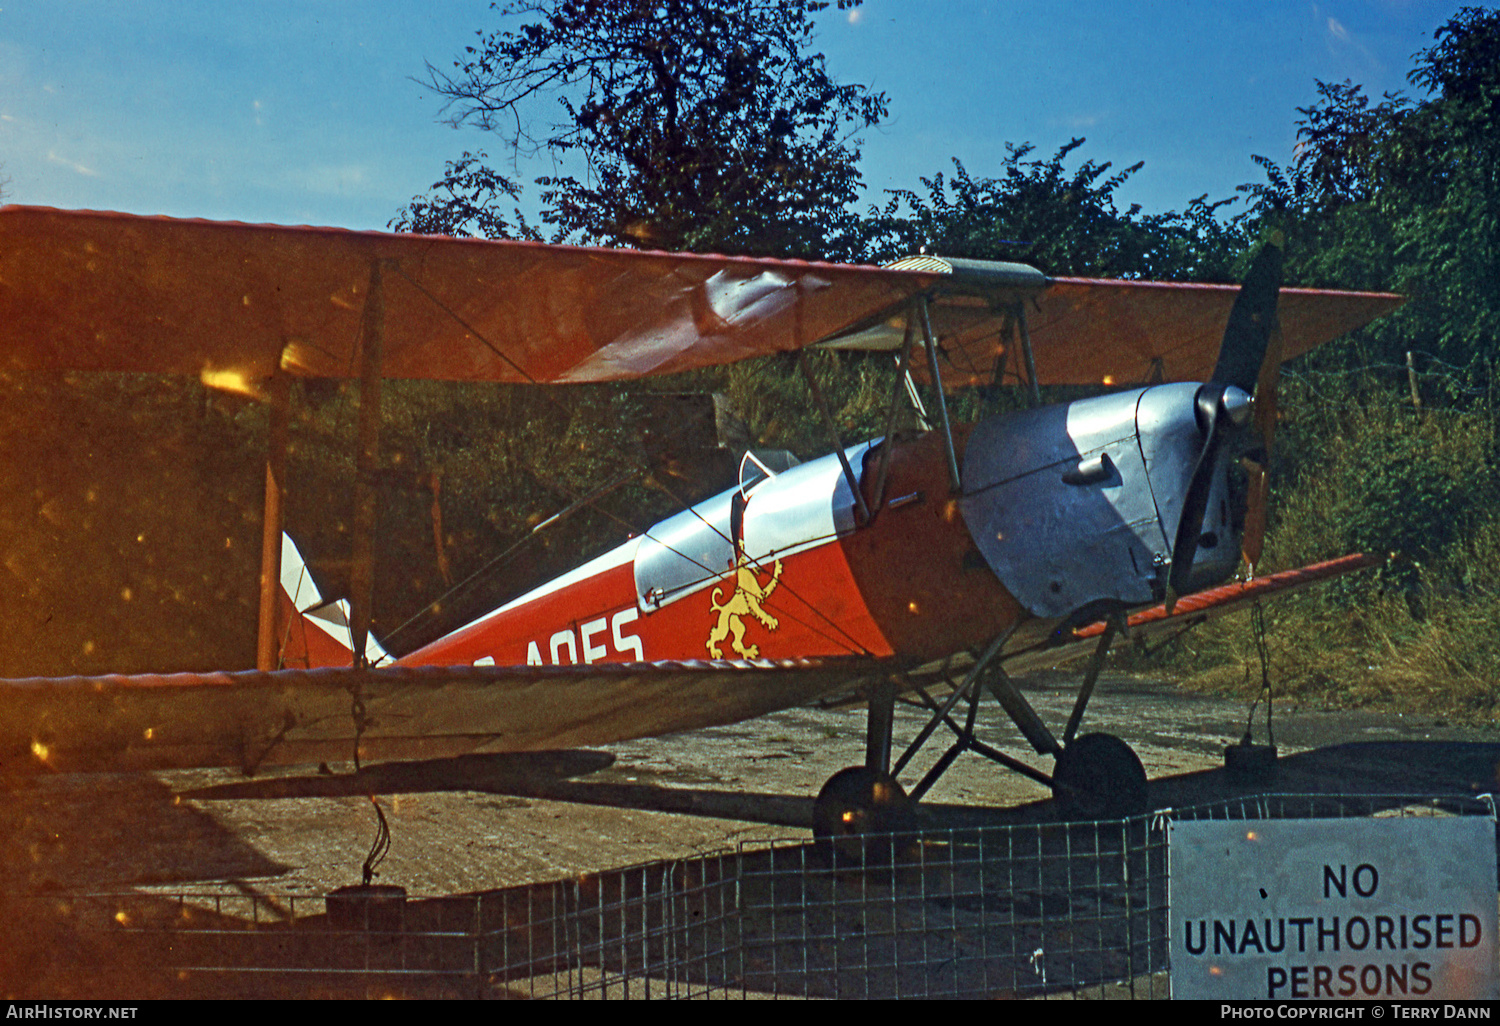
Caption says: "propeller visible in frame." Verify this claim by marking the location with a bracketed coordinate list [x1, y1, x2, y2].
[1166, 233, 1284, 605]
[1240, 319, 1284, 571]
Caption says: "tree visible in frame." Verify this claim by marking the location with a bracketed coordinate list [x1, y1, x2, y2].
[863, 140, 1246, 281]
[390, 152, 539, 239]
[1393, 6, 1500, 366]
[1230, 6, 1500, 618]
[419, 0, 884, 259]
[1241, 80, 1410, 213]
[1239, 7, 1500, 367]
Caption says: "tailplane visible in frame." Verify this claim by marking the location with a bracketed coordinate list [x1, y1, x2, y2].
[277, 533, 390, 669]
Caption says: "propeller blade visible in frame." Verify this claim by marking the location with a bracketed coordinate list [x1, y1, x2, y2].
[1168, 233, 1284, 605]
[1210, 231, 1284, 392]
[1241, 464, 1271, 571]
[1168, 386, 1232, 599]
[1240, 320, 1285, 572]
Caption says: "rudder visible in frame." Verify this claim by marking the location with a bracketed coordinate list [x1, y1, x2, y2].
[277, 533, 390, 668]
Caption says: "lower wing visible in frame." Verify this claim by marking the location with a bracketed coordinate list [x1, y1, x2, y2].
[812, 553, 1379, 705]
[0, 658, 877, 775]
[0, 555, 1375, 776]
[1006, 552, 1380, 673]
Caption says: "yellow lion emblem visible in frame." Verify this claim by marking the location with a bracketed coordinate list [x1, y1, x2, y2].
[706, 555, 784, 659]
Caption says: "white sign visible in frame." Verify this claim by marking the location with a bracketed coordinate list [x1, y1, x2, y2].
[1169, 816, 1498, 1000]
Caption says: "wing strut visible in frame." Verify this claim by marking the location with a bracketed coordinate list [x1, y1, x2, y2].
[255, 371, 291, 670]
[1013, 301, 1042, 406]
[797, 350, 871, 526]
[918, 296, 962, 493]
[349, 258, 392, 670]
[869, 302, 920, 516]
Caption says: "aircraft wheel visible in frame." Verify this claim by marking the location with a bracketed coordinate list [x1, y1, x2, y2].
[1051, 733, 1149, 820]
[812, 766, 913, 863]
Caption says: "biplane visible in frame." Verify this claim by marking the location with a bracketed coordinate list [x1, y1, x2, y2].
[0, 205, 1401, 838]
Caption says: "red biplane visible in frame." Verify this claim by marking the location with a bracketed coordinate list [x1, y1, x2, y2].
[0, 206, 1401, 835]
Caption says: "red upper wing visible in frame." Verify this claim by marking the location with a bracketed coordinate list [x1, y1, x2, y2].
[827, 275, 1403, 389]
[0, 206, 1403, 388]
[0, 206, 935, 383]
[1020, 278, 1406, 387]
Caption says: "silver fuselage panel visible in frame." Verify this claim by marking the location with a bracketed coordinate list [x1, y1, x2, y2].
[634, 441, 874, 611]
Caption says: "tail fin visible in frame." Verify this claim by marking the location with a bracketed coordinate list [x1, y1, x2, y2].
[277, 533, 390, 669]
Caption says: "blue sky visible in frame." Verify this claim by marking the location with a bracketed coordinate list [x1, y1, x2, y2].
[0, 1, 1468, 240]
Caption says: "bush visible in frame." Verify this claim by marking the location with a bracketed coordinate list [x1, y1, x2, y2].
[1265, 376, 1497, 593]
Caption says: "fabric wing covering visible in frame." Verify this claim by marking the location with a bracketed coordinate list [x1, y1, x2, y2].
[953, 277, 1404, 388]
[819, 259, 1405, 388]
[1, 206, 1402, 387]
[0, 206, 937, 383]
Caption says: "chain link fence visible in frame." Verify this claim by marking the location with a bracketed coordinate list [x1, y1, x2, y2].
[7, 793, 1492, 999]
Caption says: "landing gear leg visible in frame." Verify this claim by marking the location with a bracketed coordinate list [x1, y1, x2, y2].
[815, 617, 1152, 835]
[890, 618, 1150, 821]
[812, 675, 912, 848]
[1047, 616, 1149, 819]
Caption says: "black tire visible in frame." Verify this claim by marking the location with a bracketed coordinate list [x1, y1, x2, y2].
[812, 766, 913, 864]
[1051, 733, 1149, 820]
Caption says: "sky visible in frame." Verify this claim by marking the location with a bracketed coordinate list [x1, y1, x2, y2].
[0, 1, 1472, 239]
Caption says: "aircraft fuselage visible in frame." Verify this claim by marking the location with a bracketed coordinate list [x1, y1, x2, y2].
[398, 381, 1248, 672]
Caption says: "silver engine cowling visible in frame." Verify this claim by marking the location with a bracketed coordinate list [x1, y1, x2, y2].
[959, 382, 1251, 620]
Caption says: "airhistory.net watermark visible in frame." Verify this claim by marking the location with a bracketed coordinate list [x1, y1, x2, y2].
[4, 1007, 137, 1019]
